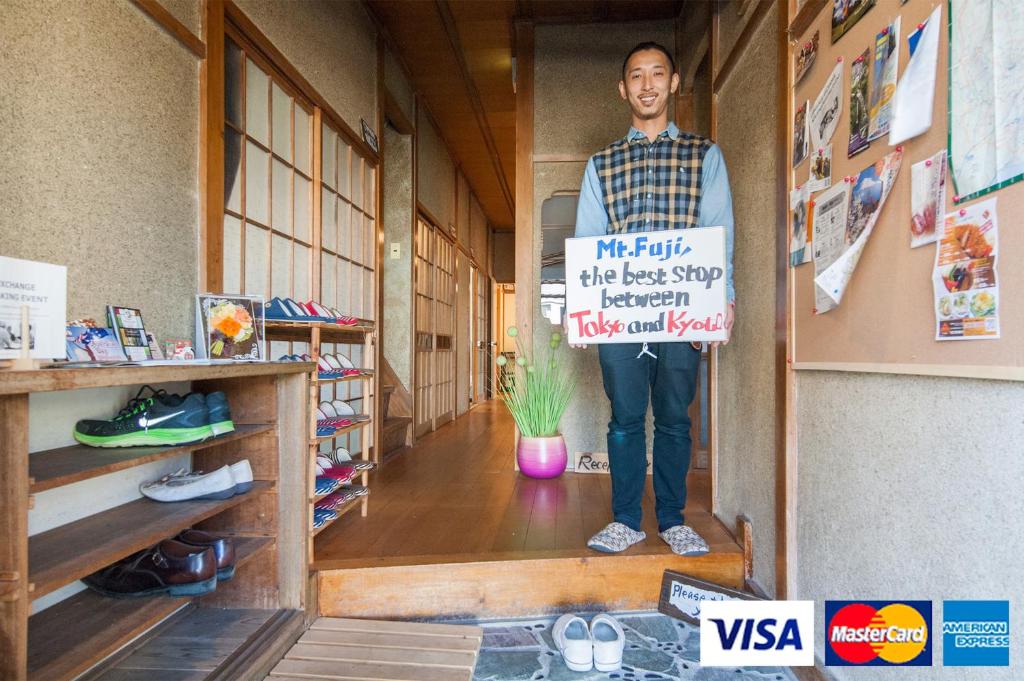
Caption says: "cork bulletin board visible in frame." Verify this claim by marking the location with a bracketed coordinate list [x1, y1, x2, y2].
[789, 0, 1024, 379]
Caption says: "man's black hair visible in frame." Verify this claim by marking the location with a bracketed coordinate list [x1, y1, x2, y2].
[621, 42, 676, 80]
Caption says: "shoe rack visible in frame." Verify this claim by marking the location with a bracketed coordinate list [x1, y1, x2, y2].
[0, 362, 311, 681]
[264, 321, 376, 561]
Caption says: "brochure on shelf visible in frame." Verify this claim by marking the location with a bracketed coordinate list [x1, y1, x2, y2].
[0, 255, 67, 360]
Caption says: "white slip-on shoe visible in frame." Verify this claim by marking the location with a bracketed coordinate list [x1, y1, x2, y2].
[141, 465, 235, 502]
[587, 522, 646, 553]
[590, 613, 625, 672]
[229, 459, 253, 495]
[553, 614, 593, 672]
[659, 525, 710, 556]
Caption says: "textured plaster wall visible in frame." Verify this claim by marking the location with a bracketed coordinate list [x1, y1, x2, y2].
[716, 0, 758, 71]
[233, 0, 377, 135]
[691, 55, 711, 138]
[1, 0, 199, 341]
[492, 231, 515, 283]
[797, 372, 1024, 680]
[382, 127, 414, 390]
[158, 0, 201, 37]
[457, 172, 472, 248]
[712, 4, 779, 594]
[416, 109, 455, 229]
[534, 21, 674, 156]
[470, 194, 488, 269]
[384, 48, 415, 123]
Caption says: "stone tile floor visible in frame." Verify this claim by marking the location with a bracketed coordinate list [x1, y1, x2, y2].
[466, 612, 794, 681]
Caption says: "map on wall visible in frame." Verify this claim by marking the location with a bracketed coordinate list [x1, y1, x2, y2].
[949, 0, 1024, 202]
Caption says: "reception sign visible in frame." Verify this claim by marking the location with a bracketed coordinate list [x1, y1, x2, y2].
[564, 228, 728, 344]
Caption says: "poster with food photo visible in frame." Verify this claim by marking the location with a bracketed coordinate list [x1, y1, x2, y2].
[808, 145, 833, 192]
[790, 184, 812, 266]
[910, 150, 947, 248]
[847, 49, 871, 157]
[933, 198, 999, 340]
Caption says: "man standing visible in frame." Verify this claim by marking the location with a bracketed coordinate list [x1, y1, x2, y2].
[574, 42, 735, 556]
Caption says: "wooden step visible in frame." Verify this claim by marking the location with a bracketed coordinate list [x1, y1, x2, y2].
[381, 416, 411, 455]
[317, 550, 745, 620]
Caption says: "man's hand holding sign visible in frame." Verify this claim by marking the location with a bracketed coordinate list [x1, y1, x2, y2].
[565, 228, 731, 348]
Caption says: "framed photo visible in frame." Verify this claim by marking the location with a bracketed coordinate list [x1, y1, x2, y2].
[360, 118, 379, 155]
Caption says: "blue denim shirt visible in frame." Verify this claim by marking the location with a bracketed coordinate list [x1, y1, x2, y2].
[575, 122, 736, 303]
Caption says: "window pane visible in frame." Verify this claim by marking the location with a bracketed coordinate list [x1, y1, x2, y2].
[271, 159, 291, 234]
[271, 233, 291, 299]
[351, 158, 363, 209]
[222, 214, 242, 294]
[350, 268, 362, 318]
[225, 128, 242, 214]
[365, 270, 374, 321]
[322, 125, 337, 189]
[321, 191, 336, 252]
[364, 167, 375, 216]
[271, 83, 292, 162]
[244, 222, 269, 297]
[337, 202, 351, 259]
[365, 216, 376, 266]
[321, 254, 336, 308]
[294, 244, 310, 301]
[352, 212, 362, 266]
[294, 174, 311, 241]
[294, 105, 311, 175]
[245, 141, 269, 225]
[332, 257, 345, 311]
[338, 141, 351, 199]
[225, 39, 243, 128]
[245, 59, 270, 145]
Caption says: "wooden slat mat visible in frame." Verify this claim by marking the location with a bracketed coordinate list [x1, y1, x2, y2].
[267, 617, 482, 681]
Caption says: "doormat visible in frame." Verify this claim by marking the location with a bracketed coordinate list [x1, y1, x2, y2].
[466, 611, 793, 681]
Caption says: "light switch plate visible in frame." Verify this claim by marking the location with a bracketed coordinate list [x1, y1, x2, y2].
[390, 243, 401, 259]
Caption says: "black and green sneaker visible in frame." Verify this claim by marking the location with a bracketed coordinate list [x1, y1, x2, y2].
[74, 386, 214, 447]
[206, 391, 235, 436]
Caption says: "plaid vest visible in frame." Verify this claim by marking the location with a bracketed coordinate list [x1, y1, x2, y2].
[591, 130, 711, 233]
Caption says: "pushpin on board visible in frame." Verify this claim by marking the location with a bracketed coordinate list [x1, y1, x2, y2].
[918, 23, 925, 30]
[953, 194, 961, 203]
[896, 145, 904, 152]
[959, 208, 967, 216]
[926, 159, 932, 167]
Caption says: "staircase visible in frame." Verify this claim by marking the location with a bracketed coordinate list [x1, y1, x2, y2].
[378, 359, 412, 457]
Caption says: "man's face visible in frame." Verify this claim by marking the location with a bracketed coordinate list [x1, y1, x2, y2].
[619, 49, 679, 120]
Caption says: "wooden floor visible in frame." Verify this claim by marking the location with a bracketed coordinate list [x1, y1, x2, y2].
[315, 400, 740, 568]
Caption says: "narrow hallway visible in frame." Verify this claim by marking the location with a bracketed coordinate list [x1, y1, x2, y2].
[315, 401, 741, 568]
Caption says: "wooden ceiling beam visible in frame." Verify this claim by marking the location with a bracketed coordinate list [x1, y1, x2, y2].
[435, 0, 516, 218]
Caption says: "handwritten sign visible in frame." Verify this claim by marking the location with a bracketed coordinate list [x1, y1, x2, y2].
[658, 570, 759, 625]
[564, 228, 728, 344]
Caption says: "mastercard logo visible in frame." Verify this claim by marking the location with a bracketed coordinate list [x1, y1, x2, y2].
[825, 601, 932, 666]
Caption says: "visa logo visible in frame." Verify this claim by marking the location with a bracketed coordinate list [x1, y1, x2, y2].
[709, 617, 803, 650]
[700, 601, 816, 667]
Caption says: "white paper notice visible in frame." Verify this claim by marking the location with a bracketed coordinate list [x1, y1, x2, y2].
[810, 61, 843, 150]
[815, 150, 903, 309]
[0, 256, 68, 359]
[790, 185, 812, 267]
[889, 5, 941, 145]
[807, 144, 833, 193]
[910, 149, 947, 248]
[811, 182, 850, 314]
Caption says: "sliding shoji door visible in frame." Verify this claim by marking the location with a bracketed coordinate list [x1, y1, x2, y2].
[414, 218, 435, 437]
[222, 35, 314, 360]
[319, 120, 377, 458]
[413, 217, 456, 435]
[473, 267, 490, 402]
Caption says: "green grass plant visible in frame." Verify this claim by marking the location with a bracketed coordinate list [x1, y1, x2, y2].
[495, 326, 575, 438]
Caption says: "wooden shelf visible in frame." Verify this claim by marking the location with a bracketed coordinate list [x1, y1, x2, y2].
[0, 361, 311, 396]
[312, 495, 364, 536]
[314, 373, 373, 385]
[29, 481, 274, 599]
[26, 535, 274, 680]
[264, 320, 374, 345]
[29, 424, 275, 493]
[314, 420, 369, 442]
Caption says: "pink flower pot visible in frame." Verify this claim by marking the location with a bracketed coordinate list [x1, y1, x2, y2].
[517, 434, 568, 479]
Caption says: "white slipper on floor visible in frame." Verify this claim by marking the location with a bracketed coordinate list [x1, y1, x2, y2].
[590, 613, 625, 672]
[553, 614, 593, 672]
[659, 524, 709, 556]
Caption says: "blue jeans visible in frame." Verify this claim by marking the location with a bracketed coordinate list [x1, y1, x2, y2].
[597, 342, 700, 533]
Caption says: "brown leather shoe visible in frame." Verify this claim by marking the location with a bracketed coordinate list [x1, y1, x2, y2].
[176, 529, 236, 581]
[83, 539, 217, 598]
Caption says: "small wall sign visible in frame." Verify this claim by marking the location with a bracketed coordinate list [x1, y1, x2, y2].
[658, 570, 760, 625]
